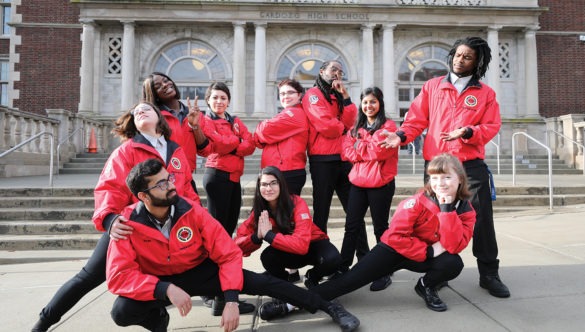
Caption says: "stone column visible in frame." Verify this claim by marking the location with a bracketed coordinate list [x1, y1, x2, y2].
[382, 24, 397, 118]
[524, 26, 540, 118]
[78, 19, 95, 114]
[361, 24, 375, 89]
[254, 23, 267, 117]
[486, 26, 501, 102]
[232, 21, 246, 115]
[121, 20, 136, 111]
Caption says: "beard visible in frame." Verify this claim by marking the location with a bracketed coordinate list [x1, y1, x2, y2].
[147, 190, 178, 207]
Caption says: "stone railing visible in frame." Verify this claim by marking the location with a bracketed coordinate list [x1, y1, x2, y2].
[545, 114, 585, 171]
[0, 106, 112, 177]
[395, 0, 485, 5]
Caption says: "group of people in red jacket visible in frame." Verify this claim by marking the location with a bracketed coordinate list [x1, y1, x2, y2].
[32, 36, 510, 332]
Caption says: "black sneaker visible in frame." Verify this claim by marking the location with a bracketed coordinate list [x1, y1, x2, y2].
[369, 275, 392, 292]
[414, 277, 447, 312]
[287, 270, 301, 283]
[324, 300, 360, 332]
[211, 297, 256, 316]
[153, 308, 170, 332]
[31, 318, 50, 332]
[258, 299, 289, 321]
[480, 275, 510, 298]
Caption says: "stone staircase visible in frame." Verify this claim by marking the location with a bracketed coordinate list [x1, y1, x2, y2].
[60, 152, 109, 174]
[1, 181, 585, 251]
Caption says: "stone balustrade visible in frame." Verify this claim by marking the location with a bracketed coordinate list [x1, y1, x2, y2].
[0, 106, 112, 177]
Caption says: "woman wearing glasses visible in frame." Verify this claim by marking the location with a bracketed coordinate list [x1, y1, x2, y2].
[253, 79, 309, 196]
[32, 102, 200, 332]
[235, 166, 341, 319]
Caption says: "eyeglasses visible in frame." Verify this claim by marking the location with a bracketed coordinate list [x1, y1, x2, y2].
[131, 105, 155, 116]
[279, 91, 298, 97]
[329, 66, 345, 78]
[143, 173, 176, 192]
[260, 180, 279, 189]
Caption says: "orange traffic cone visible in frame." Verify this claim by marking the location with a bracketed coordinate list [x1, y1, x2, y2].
[87, 128, 97, 153]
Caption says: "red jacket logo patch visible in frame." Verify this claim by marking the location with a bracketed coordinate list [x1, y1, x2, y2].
[176, 226, 193, 243]
[464, 95, 478, 107]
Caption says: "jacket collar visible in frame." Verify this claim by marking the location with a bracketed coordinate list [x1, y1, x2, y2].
[442, 73, 482, 89]
[209, 111, 235, 124]
[129, 196, 192, 230]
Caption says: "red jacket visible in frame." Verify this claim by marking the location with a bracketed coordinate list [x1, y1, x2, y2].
[342, 121, 398, 188]
[399, 76, 501, 162]
[92, 135, 200, 232]
[161, 108, 213, 171]
[202, 112, 255, 182]
[235, 195, 328, 256]
[380, 191, 476, 262]
[254, 104, 308, 171]
[302, 86, 357, 158]
[106, 198, 244, 302]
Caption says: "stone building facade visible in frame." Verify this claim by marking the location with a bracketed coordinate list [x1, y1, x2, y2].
[1, 0, 584, 162]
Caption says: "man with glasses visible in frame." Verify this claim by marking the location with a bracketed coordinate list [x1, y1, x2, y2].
[302, 60, 370, 278]
[107, 158, 360, 332]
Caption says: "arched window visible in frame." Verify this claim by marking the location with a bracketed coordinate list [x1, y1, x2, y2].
[397, 44, 450, 117]
[276, 42, 348, 84]
[153, 40, 226, 102]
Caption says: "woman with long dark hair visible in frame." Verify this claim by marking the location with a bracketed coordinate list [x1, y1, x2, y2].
[338, 86, 398, 292]
[235, 166, 341, 292]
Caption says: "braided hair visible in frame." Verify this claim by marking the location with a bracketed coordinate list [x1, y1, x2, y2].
[447, 37, 492, 79]
[315, 60, 344, 115]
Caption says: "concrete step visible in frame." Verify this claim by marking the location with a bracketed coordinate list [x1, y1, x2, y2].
[60, 168, 103, 174]
[0, 197, 95, 208]
[0, 220, 96, 235]
[0, 234, 102, 250]
[0, 208, 94, 221]
[63, 163, 107, 169]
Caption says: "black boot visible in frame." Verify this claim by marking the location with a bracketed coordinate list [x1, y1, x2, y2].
[31, 318, 50, 332]
[414, 277, 447, 312]
[324, 300, 360, 332]
[480, 275, 510, 298]
[258, 299, 289, 321]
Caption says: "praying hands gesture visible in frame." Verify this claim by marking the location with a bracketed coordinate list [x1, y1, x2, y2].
[256, 210, 272, 239]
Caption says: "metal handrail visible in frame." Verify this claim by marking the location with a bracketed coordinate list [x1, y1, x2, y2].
[545, 129, 585, 175]
[512, 132, 553, 210]
[488, 133, 501, 175]
[408, 142, 416, 174]
[56, 126, 85, 176]
[0, 131, 55, 186]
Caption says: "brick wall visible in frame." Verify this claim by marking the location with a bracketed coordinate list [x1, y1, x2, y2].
[537, 0, 585, 118]
[12, 0, 81, 115]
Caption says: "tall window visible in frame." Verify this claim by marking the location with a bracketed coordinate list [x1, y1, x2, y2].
[153, 40, 226, 103]
[276, 42, 348, 84]
[1, 0, 10, 36]
[397, 44, 450, 117]
[0, 59, 8, 105]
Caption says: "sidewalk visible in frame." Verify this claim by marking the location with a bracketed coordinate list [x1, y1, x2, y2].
[1, 173, 585, 331]
[1, 202, 585, 331]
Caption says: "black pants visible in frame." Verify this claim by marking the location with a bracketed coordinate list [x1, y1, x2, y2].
[309, 159, 369, 258]
[38, 232, 109, 326]
[424, 160, 499, 276]
[340, 181, 395, 270]
[312, 243, 464, 301]
[283, 169, 307, 196]
[203, 168, 242, 236]
[261, 239, 341, 281]
[110, 259, 329, 330]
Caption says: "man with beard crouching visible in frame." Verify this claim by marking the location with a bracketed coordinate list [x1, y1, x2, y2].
[106, 159, 360, 332]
